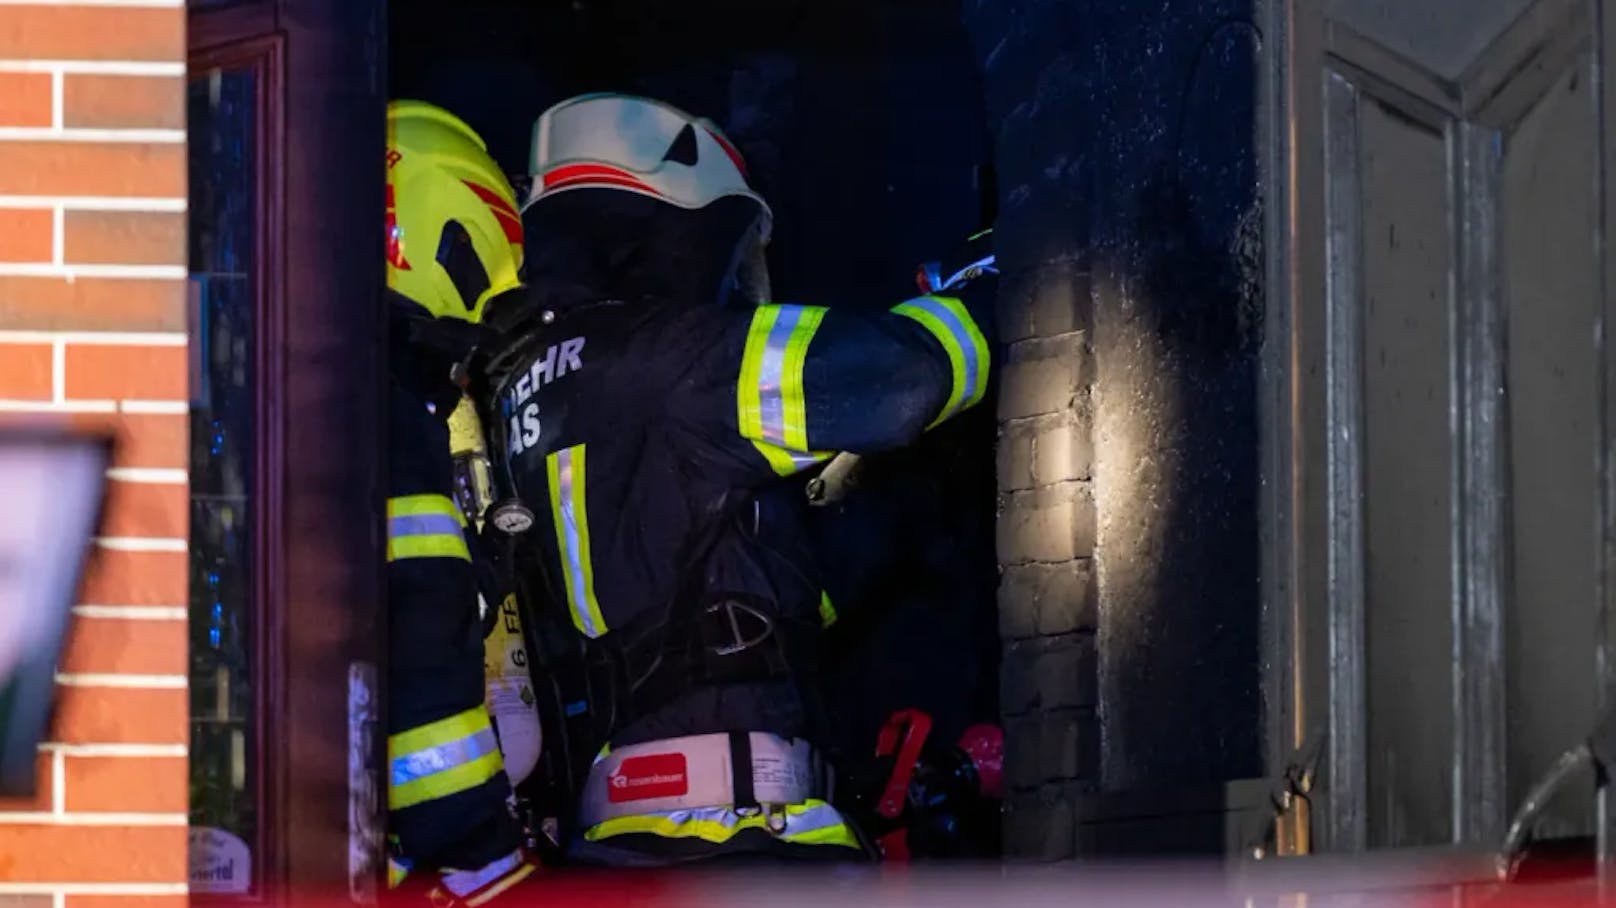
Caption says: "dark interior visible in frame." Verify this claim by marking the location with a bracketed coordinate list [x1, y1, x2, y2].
[388, 0, 1002, 777]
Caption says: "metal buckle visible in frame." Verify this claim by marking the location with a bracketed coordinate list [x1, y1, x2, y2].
[704, 599, 774, 656]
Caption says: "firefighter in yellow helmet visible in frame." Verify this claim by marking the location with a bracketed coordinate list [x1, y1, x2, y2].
[382, 100, 537, 905]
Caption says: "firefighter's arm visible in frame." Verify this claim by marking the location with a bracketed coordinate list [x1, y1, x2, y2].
[670, 289, 988, 481]
[384, 384, 508, 818]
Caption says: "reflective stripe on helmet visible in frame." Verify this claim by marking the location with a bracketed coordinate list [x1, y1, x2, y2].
[545, 444, 607, 638]
[388, 706, 503, 810]
[386, 493, 470, 563]
[461, 179, 524, 245]
[891, 295, 990, 427]
[738, 304, 833, 477]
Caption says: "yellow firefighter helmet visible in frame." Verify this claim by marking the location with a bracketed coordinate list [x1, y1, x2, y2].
[386, 100, 524, 324]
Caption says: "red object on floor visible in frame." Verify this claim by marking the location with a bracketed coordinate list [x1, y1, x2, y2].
[874, 709, 934, 820]
[955, 723, 1003, 801]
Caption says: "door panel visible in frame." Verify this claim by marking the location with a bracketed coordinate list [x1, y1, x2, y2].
[1358, 93, 1458, 850]
[1502, 54, 1602, 839]
[1264, 0, 1612, 852]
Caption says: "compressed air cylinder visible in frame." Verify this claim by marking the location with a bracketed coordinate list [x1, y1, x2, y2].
[449, 396, 542, 788]
[481, 592, 541, 787]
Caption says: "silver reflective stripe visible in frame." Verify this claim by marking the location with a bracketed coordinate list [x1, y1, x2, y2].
[441, 850, 521, 898]
[391, 727, 499, 787]
[757, 305, 804, 446]
[554, 446, 602, 638]
[783, 802, 849, 839]
[651, 807, 744, 830]
[388, 512, 463, 540]
[910, 296, 982, 418]
[782, 447, 823, 471]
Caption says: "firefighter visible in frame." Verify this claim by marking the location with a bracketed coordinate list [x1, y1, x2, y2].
[383, 99, 539, 903]
[475, 93, 995, 866]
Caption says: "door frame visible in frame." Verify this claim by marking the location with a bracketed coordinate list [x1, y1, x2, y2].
[188, 0, 388, 900]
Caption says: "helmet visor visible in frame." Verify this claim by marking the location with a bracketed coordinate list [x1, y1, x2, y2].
[525, 94, 759, 217]
[531, 94, 710, 175]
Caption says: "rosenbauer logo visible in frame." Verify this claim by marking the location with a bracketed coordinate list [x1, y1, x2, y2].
[607, 753, 690, 803]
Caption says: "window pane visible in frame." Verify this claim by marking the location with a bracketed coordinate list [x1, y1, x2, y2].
[187, 64, 258, 896]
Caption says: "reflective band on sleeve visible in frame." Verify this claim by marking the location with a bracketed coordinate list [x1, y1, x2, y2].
[388, 707, 503, 811]
[738, 305, 833, 476]
[819, 591, 838, 628]
[891, 295, 990, 426]
[752, 441, 831, 477]
[546, 444, 607, 638]
[583, 799, 861, 851]
[386, 494, 471, 563]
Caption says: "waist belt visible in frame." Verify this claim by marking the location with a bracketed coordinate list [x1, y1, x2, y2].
[579, 731, 826, 827]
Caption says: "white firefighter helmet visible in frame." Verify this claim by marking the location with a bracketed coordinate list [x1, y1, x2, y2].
[525, 93, 773, 244]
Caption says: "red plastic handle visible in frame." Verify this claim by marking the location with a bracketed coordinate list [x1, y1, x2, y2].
[874, 709, 933, 819]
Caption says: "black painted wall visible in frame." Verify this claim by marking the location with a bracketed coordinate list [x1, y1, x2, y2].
[965, 0, 1265, 856]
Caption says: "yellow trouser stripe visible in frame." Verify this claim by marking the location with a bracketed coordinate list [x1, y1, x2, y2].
[390, 748, 501, 811]
[388, 707, 503, 811]
[546, 444, 607, 638]
[464, 861, 537, 907]
[891, 295, 990, 427]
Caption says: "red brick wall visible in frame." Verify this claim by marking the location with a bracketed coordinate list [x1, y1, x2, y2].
[0, 3, 189, 906]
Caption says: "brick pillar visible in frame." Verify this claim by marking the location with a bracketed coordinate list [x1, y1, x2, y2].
[966, 0, 1100, 861]
[967, 0, 1265, 858]
[0, 4, 189, 905]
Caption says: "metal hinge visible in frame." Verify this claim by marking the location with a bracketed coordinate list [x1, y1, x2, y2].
[1246, 726, 1326, 860]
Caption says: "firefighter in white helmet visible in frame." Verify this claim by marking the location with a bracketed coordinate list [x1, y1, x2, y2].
[475, 93, 996, 865]
[383, 99, 540, 903]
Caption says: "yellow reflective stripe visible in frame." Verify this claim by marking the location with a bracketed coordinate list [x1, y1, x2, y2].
[546, 444, 607, 638]
[390, 747, 502, 811]
[751, 441, 832, 477]
[464, 860, 537, 907]
[737, 306, 776, 441]
[583, 799, 861, 850]
[387, 857, 411, 889]
[387, 534, 471, 562]
[388, 494, 468, 525]
[891, 295, 990, 427]
[819, 591, 838, 628]
[738, 305, 834, 475]
[386, 493, 470, 562]
[388, 708, 504, 811]
[390, 706, 489, 757]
